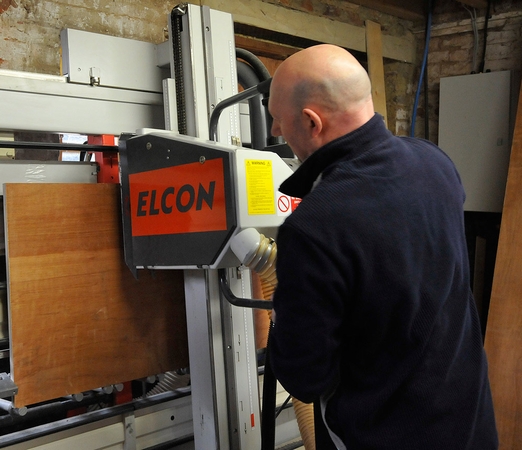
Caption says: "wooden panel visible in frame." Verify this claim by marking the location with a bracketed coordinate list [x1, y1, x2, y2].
[365, 20, 388, 127]
[484, 83, 522, 448]
[5, 183, 188, 408]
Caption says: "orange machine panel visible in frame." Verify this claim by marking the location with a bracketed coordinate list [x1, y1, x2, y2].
[4, 183, 188, 408]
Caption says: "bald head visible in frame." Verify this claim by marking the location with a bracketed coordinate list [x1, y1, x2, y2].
[269, 44, 375, 161]
[277, 45, 372, 113]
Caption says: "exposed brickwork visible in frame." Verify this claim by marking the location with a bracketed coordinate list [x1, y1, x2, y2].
[261, 0, 422, 135]
[385, 61, 417, 136]
[419, 0, 522, 143]
[0, 0, 175, 74]
[262, 0, 417, 38]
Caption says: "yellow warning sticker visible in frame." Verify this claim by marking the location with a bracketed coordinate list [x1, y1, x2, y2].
[245, 159, 275, 215]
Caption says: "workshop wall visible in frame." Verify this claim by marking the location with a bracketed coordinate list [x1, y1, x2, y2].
[259, 0, 420, 135]
[425, 0, 522, 143]
[0, 0, 176, 74]
[0, 0, 521, 140]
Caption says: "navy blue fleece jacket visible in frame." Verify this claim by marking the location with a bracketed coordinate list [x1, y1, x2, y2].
[270, 114, 498, 449]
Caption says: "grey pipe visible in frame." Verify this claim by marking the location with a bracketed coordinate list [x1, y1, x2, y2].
[236, 48, 271, 82]
[237, 60, 268, 150]
[236, 48, 282, 145]
[209, 79, 271, 143]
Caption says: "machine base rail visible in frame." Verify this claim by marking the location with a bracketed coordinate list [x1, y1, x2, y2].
[0, 140, 118, 152]
[0, 390, 190, 447]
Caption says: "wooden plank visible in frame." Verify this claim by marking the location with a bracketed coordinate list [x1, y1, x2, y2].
[484, 83, 522, 449]
[235, 35, 299, 62]
[349, 1, 488, 19]
[5, 183, 188, 408]
[459, 0, 488, 9]
[365, 20, 388, 127]
[201, 0, 416, 63]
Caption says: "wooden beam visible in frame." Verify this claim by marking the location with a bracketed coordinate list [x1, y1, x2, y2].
[197, 0, 416, 63]
[235, 35, 299, 61]
[365, 20, 388, 126]
[235, 35, 290, 77]
[338, 1, 487, 20]
[349, 0, 424, 21]
[484, 81, 522, 449]
[459, 0, 488, 9]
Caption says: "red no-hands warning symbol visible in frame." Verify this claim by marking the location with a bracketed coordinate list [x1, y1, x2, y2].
[278, 195, 291, 213]
[278, 195, 302, 214]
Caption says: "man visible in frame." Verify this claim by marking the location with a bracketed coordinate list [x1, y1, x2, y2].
[268, 44, 498, 449]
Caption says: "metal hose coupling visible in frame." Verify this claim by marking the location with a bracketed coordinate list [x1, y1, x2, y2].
[230, 228, 277, 289]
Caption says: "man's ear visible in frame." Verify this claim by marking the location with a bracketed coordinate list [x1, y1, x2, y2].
[302, 108, 323, 137]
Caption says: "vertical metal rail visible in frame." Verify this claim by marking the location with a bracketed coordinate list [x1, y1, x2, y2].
[183, 269, 228, 449]
[170, 4, 187, 135]
[169, 4, 262, 449]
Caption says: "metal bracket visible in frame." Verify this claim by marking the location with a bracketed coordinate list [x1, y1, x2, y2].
[123, 412, 137, 450]
[89, 67, 101, 86]
[0, 373, 18, 398]
[0, 374, 26, 418]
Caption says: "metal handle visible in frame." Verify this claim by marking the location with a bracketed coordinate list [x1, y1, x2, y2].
[209, 79, 272, 142]
[218, 269, 273, 310]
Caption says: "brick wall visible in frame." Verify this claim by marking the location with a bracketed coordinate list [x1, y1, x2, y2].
[261, 0, 421, 136]
[0, 0, 174, 75]
[422, 0, 522, 143]
[262, 0, 522, 139]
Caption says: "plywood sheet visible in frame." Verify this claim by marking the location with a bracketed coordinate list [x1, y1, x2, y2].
[4, 183, 188, 408]
[484, 84, 522, 448]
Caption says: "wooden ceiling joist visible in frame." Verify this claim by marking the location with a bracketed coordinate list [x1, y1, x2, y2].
[349, 0, 489, 21]
[348, 0, 426, 21]
[202, 0, 416, 63]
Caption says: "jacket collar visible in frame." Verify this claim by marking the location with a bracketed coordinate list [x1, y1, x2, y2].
[279, 113, 390, 198]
